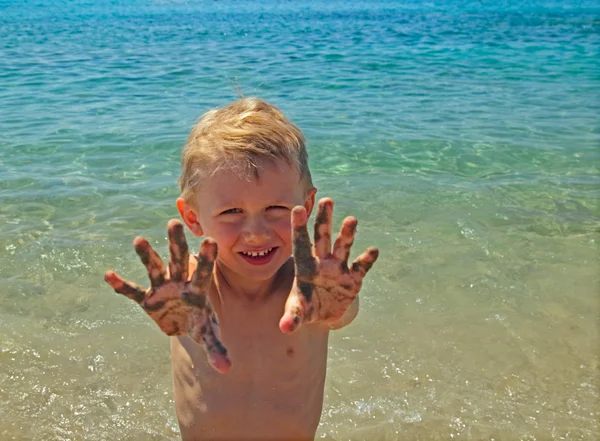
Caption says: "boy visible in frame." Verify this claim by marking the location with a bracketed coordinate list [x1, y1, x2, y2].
[104, 98, 379, 440]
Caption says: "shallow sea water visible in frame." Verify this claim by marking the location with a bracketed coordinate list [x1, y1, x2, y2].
[1, 0, 599, 439]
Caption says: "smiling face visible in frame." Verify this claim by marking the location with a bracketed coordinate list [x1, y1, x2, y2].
[178, 158, 316, 285]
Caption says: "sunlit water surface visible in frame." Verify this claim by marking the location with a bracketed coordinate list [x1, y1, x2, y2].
[1, 0, 598, 439]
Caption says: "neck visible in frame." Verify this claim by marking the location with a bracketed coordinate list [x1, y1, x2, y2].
[214, 259, 293, 304]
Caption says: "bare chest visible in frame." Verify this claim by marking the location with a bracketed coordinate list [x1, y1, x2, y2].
[171, 323, 330, 440]
[222, 310, 328, 385]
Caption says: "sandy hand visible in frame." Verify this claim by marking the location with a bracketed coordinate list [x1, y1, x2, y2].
[104, 219, 231, 374]
[279, 198, 379, 333]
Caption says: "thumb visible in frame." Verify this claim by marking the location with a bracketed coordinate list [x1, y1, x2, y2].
[279, 286, 309, 334]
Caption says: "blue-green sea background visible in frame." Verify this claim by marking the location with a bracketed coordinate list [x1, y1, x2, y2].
[1, 0, 599, 439]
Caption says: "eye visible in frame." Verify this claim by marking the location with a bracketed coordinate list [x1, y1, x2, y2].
[267, 205, 289, 211]
[220, 208, 242, 215]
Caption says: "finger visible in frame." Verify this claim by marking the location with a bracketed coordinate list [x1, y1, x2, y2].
[189, 308, 231, 374]
[279, 290, 307, 334]
[314, 198, 333, 259]
[350, 247, 379, 278]
[332, 216, 358, 266]
[104, 270, 147, 303]
[168, 219, 189, 283]
[187, 238, 217, 299]
[292, 206, 317, 278]
[133, 237, 167, 288]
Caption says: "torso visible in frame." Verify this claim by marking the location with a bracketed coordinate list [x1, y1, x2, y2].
[171, 257, 330, 441]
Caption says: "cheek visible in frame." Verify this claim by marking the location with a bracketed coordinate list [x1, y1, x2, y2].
[207, 222, 240, 246]
[272, 216, 293, 243]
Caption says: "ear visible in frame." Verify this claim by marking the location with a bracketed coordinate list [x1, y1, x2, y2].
[176, 197, 204, 237]
[303, 187, 317, 218]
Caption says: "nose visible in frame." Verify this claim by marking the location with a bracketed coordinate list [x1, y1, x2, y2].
[242, 215, 270, 243]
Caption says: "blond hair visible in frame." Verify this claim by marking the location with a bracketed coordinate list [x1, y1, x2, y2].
[179, 97, 313, 204]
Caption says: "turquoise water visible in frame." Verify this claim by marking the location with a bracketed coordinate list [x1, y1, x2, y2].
[1, 0, 599, 439]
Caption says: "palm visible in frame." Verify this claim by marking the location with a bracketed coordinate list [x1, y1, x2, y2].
[280, 198, 379, 332]
[104, 220, 231, 374]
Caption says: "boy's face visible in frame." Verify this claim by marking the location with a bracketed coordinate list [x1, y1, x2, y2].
[178, 158, 315, 283]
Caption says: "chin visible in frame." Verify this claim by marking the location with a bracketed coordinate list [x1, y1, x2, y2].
[238, 257, 288, 282]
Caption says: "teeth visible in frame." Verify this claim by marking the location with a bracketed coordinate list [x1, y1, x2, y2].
[242, 248, 273, 257]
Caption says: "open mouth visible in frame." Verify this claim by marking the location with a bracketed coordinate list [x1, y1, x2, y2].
[241, 248, 273, 257]
[238, 247, 277, 265]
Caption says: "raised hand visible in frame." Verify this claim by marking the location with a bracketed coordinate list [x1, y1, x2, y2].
[279, 198, 379, 333]
[104, 219, 231, 374]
